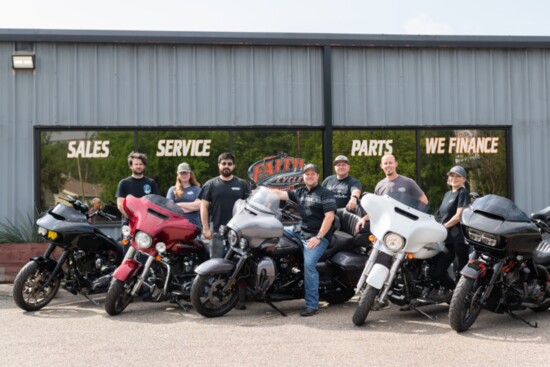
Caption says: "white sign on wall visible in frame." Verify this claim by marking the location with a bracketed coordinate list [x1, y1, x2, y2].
[67, 140, 110, 158]
[156, 139, 211, 157]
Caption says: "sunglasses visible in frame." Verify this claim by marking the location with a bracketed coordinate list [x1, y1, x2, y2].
[219, 161, 234, 167]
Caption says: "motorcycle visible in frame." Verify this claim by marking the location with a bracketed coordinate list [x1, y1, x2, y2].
[104, 194, 208, 316]
[449, 194, 550, 332]
[13, 196, 123, 311]
[352, 192, 449, 326]
[190, 186, 370, 318]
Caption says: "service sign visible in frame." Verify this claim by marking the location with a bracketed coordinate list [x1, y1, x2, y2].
[248, 154, 305, 187]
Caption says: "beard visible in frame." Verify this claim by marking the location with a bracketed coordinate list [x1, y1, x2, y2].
[219, 168, 233, 177]
[131, 168, 144, 176]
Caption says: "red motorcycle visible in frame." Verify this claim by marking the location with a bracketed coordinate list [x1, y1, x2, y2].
[105, 194, 207, 315]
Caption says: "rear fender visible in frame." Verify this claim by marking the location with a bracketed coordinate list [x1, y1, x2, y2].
[112, 259, 142, 281]
[195, 258, 236, 275]
[460, 260, 488, 279]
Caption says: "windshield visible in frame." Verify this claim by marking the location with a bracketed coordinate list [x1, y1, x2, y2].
[145, 194, 185, 216]
[247, 186, 281, 215]
[387, 192, 431, 214]
[471, 194, 530, 222]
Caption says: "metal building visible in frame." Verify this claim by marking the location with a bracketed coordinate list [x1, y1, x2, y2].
[1, 29, 549, 225]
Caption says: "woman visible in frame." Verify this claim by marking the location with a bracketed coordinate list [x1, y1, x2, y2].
[166, 162, 202, 229]
[426, 165, 470, 302]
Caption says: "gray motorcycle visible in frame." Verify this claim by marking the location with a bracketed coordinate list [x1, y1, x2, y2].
[190, 186, 370, 317]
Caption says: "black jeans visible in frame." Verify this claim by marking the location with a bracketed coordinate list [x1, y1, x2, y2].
[432, 240, 469, 290]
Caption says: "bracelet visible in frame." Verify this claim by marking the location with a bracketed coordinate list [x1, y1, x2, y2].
[352, 195, 359, 202]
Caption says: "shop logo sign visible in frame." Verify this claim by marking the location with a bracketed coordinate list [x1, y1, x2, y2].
[67, 140, 110, 158]
[248, 153, 305, 187]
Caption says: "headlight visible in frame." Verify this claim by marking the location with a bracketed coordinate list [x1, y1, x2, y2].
[239, 238, 248, 250]
[121, 225, 131, 237]
[38, 226, 47, 236]
[135, 231, 153, 249]
[383, 232, 405, 252]
[467, 228, 482, 242]
[228, 229, 239, 247]
[481, 233, 498, 247]
[219, 225, 227, 236]
[155, 242, 167, 253]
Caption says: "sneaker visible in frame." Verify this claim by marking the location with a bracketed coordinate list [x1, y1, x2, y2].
[371, 299, 390, 311]
[300, 307, 319, 317]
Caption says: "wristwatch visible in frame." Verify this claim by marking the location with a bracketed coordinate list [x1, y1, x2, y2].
[352, 195, 359, 202]
[315, 235, 323, 240]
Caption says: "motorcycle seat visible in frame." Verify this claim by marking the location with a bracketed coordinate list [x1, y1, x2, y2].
[533, 239, 550, 266]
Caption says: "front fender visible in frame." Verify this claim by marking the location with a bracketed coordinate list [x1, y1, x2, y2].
[112, 259, 142, 281]
[460, 260, 487, 279]
[29, 257, 58, 271]
[195, 258, 236, 275]
[366, 263, 390, 290]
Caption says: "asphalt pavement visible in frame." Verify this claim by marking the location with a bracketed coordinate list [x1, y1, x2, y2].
[1, 283, 550, 367]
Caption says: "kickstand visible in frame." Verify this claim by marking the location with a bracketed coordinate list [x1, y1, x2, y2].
[83, 293, 101, 307]
[507, 310, 538, 328]
[409, 304, 436, 321]
[266, 300, 287, 316]
[175, 298, 191, 311]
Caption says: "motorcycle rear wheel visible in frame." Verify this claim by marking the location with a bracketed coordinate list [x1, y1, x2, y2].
[105, 278, 135, 316]
[191, 273, 238, 318]
[352, 285, 378, 326]
[449, 277, 484, 332]
[13, 260, 61, 311]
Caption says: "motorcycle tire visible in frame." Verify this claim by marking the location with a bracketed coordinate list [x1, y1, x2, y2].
[324, 288, 355, 305]
[191, 273, 238, 318]
[449, 276, 484, 332]
[105, 278, 135, 316]
[352, 285, 378, 326]
[13, 260, 61, 311]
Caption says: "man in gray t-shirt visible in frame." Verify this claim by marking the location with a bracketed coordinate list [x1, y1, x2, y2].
[356, 154, 428, 231]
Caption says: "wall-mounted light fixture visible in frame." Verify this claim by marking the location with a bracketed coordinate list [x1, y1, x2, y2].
[12, 53, 35, 70]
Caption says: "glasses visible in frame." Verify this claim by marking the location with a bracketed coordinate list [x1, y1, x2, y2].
[219, 161, 234, 167]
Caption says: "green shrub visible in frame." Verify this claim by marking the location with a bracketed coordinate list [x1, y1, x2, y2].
[0, 213, 44, 244]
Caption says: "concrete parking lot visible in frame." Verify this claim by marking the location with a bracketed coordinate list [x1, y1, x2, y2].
[1, 284, 549, 367]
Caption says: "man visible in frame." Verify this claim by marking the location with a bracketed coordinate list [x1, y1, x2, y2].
[87, 197, 102, 223]
[355, 153, 428, 310]
[322, 155, 362, 214]
[356, 153, 428, 231]
[271, 163, 336, 316]
[199, 152, 250, 256]
[115, 152, 161, 218]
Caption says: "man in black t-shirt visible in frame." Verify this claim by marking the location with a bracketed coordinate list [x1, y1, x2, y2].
[322, 155, 362, 214]
[271, 163, 336, 317]
[115, 152, 161, 218]
[199, 152, 250, 255]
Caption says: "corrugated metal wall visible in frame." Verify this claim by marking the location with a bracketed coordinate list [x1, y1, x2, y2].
[332, 47, 550, 214]
[1, 38, 550, 223]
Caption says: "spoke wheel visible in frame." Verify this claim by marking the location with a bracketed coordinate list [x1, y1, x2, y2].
[13, 261, 61, 311]
[191, 273, 238, 318]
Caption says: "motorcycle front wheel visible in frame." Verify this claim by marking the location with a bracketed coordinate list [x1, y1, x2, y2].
[352, 285, 378, 326]
[191, 273, 238, 318]
[449, 276, 484, 332]
[104, 278, 135, 316]
[13, 260, 61, 311]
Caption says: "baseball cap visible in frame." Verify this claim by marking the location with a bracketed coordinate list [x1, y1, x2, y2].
[177, 162, 191, 173]
[447, 165, 467, 178]
[334, 155, 349, 164]
[303, 163, 319, 173]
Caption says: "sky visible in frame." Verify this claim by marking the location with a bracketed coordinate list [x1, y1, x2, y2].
[2, 0, 550, 36]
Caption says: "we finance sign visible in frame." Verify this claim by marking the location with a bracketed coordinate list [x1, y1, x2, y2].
[248, 154, 305, 188]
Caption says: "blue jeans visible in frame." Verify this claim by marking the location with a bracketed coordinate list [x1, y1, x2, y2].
[284, 229, 329, 309]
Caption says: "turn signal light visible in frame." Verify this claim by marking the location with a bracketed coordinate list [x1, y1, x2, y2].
[155, 255, 162, 262]
[121, 239, 128, 245]
[407, 253, 415, 260]
[47, 230, 58, 240]
[368, 234, 376, 243]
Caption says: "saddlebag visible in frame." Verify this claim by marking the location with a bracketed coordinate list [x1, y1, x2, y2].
[328, 251, 368, 286]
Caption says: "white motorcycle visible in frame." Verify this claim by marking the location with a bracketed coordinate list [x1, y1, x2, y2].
[352, 192, 448, 326]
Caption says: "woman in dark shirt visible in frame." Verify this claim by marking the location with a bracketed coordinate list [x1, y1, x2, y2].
[426, 165, 470, 301]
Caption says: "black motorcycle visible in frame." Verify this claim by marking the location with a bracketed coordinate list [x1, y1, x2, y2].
[449, 194, 550, 332]
[190, 186, 370, 317]
[13, 196, 123, 311]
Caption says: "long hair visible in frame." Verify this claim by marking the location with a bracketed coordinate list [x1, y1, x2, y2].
[174, 171, 201, 199]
